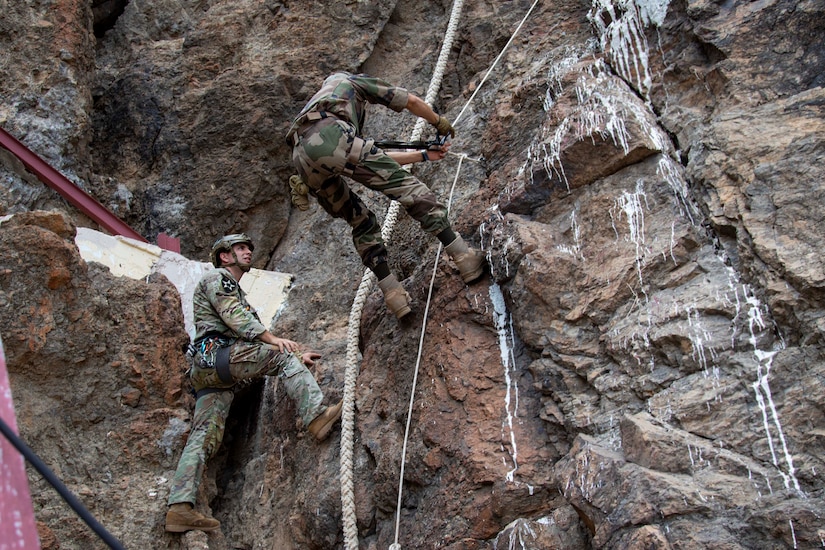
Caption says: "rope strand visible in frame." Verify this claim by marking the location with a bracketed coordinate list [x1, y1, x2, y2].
[389, 155, 463, 550]
[340, 1, 539, 548]
[454, 0, 540, 128]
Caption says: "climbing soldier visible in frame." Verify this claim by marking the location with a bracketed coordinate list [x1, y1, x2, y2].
[165, 234, 343, 534]
[286, 71, 486, 320]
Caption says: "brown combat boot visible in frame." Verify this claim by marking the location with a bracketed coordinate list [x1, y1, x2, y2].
[307, 400, 343, 441]
[444, 236, 485, 283]
[165, 503, 220, 533]
[377, 274, 412, 319]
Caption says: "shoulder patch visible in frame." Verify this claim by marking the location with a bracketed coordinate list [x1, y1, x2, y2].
[221, 275, 238, 293]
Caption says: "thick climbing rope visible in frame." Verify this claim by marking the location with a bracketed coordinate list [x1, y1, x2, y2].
[339, 1, 540, 548]
[339, 4, 464, 549]
[339, 2, 464, 548]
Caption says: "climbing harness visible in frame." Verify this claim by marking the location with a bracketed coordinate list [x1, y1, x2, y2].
[188, 334, 236, 394]
[197, 335, 234, 368]
[338, 1, 540, 548]
[288, 131, 448, 211]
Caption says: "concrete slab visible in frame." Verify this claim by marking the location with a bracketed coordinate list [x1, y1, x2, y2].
[75, 228, 292, 338]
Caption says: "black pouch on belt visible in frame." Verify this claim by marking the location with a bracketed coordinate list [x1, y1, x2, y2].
[214, 345, 232, 384]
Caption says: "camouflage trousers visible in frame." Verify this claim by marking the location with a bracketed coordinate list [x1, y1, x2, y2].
[291, 117, 450, 270]
[167, 341, 325, 506]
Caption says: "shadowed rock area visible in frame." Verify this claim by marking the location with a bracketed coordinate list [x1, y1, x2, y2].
[2, 0, 824, 548]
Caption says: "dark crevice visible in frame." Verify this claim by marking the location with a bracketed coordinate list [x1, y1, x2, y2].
[210, 382, 265, 523]
[92, 0, 130, 38]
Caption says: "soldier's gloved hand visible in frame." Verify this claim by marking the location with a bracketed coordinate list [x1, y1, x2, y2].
[433, 116, 456, 138]
[289, 174, 310, 211]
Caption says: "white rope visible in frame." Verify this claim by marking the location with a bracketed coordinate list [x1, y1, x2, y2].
[387, 4, 541, 548]
[388, 155, 464, 550]
[453, 0, 540, 127]
[341, 1, 540, 548]
[339, 268, 374, 550]
[340, 2, 465, 548]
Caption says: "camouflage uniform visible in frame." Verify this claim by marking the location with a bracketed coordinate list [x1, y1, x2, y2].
[286, 72, 450, 270]
[167, 267, 325, 506]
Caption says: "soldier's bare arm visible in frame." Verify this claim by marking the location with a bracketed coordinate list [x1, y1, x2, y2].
[404, 94, 439, 125]
[256, 330, 299, 353]
[405, 94, 455, 138]
[385, 142, 451, 165]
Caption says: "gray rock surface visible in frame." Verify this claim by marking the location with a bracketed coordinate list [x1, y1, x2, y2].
[1, 0, 824, 548]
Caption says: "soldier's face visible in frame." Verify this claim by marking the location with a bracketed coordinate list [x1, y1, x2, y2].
[232, 243, 253, 267]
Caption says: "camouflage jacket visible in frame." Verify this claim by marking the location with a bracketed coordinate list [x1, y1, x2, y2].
[287, 72, 409, 140]
[192, 268, 266, 343]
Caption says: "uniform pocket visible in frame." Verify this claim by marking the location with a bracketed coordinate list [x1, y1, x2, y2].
[280, 353, 306, 378]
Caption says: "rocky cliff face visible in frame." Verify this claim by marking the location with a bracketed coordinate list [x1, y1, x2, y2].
[1, 0, 824, 549]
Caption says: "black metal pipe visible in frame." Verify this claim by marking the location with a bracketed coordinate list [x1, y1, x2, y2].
[0, 416, 126, 550]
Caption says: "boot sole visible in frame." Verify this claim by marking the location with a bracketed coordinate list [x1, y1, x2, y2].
[165, 523, 221, 533]
[393, 304, 412, 319]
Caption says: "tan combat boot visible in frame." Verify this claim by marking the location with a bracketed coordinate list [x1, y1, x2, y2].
[444, 236, 485, 283]
[307, 400, 343, 441]
[165, 503, 220, 533]
[377, 274, 412, 319]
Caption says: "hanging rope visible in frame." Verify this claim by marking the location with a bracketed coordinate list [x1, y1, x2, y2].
[388, 155, 464, 550]
[454, 0, 540, 128]
[339, 2, 465, 548]
[388, 4, 542, 549]
[340, 1, 540, 548]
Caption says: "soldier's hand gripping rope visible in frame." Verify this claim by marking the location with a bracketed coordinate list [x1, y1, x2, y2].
[433, 115, 455, 138]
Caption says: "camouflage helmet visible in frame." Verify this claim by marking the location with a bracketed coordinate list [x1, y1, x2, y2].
[210, 233, 254, 267]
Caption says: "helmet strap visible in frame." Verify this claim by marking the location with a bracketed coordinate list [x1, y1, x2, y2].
[221, 249, 251, 272]
[234, 249, 252, 272]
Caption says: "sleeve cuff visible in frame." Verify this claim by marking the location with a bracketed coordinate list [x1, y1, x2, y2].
[389, 88, 409, 112]
[247, 325, 267, 340]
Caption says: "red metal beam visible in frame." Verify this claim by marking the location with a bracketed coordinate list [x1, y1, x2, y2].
[0, 126, 148, 243]
[0, 337, 40, 549]
[157, 232, 181, 253]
